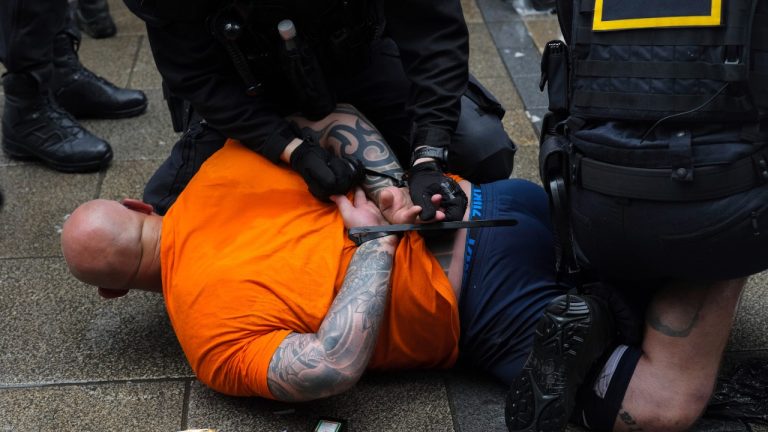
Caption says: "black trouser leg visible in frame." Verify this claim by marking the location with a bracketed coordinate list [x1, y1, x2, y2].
[0, 0, 68, 83]
[143, 113, 227, 215]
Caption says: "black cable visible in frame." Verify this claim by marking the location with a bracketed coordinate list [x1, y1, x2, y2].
[640, 83, 730, 143]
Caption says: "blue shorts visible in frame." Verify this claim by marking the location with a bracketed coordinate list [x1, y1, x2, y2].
[458, 179, 566, 384]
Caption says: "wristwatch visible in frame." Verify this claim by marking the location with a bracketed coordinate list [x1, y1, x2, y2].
[410, 146, 448, 168]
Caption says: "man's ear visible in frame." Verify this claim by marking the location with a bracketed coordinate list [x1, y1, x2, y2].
[121, 198, 155, 215]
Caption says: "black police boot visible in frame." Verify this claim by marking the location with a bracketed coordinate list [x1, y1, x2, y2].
[505, 294, 615, 432]
[52, 31, 147, 119]
[74, 0, 116, 39]
[2, 73, 113, 172]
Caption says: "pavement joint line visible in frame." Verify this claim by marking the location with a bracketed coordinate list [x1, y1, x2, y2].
[0, 376, 195, 390]
[444, 374, 461, 432]
[180, 380, 192, 430]
[126, 34, 144, 89]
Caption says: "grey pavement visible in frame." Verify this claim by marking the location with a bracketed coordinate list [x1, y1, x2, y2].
[0, 0, 766, 430]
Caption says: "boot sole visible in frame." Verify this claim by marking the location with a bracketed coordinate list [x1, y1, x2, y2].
[2, 137, 113, 173]
[505, 295, 592, 432]
[67, 101, 148, 120]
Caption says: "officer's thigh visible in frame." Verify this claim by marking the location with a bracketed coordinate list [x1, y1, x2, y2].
[571, 184, 768, 281]
[449, 78, 516, 183]
[143, 119, 226, 215]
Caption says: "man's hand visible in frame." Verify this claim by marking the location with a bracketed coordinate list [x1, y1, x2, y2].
[408, 161, 468, 222]
[331, 187, 392, 229]
[378, 186, 445, 224]
[290, 141, 364, 202]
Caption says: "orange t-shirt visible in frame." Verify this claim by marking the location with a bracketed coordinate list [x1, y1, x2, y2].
[161, 140, 460, 399]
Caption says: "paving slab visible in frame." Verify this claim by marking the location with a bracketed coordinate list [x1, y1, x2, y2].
[186, 372, 455, 431]
[0, 165, 100, 259]
[78, 35, 142, 90]
[729, 272, 768, 352]
[0, 258, 190, 385]
[0, 381, 186, 431]
[100, 159, 165, 201]
[79, 89, 178, 162]
[130, 35, 164, 90]
[469, 23, 510, 80]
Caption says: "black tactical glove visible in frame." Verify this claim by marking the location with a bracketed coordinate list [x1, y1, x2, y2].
[290, 140, 364, 202]
[408, 161, 468, 221]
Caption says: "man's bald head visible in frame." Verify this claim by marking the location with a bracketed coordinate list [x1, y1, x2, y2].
[61, 199, 148, 291]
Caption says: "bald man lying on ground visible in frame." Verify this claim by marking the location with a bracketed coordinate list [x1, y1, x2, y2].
[60, 106, 746, 432]
[61, 105, 591, 401]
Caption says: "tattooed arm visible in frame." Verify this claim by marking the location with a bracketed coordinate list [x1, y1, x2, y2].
[266, 188, 406, 402]
[266, 236, 397, 401]
[289, 104, 445, 223]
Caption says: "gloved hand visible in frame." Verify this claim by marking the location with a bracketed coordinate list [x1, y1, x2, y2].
[408, 161, 468, 221]
[290, 140, 364, 201]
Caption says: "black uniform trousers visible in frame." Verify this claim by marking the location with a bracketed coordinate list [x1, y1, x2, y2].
[145, 38, 517, 214]
[0, 0, 70, 83]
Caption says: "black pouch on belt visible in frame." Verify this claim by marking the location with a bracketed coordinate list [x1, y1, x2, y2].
[539, 39, 569, 114]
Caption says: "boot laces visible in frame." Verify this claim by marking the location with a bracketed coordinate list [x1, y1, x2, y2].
[44, 97, 85, 137]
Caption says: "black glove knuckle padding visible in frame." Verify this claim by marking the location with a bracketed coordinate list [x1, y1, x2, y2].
[291, 142, 364, 201]
[408, 162, 468, 221]
[439, 178, 468, 221]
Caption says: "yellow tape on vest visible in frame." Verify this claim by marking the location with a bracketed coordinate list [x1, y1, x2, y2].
[593, 0, 723, 31]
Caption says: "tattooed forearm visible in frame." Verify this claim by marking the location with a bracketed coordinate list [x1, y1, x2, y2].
[326, 118, 405, 201]
[292, 105, 406, 202]
[267, 237, 396, 401]
[617, 408, 644, 431]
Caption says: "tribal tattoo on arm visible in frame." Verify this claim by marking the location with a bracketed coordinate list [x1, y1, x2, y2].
[267, 237, 396, 402]
[321, 105, 405, 202]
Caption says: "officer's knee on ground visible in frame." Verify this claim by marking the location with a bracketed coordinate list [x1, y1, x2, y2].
[637, 384, 712, 432]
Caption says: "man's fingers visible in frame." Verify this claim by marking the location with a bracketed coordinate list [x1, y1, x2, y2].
[352, 187, 367, 206]
[330, 194, 354, 215]
[379, 188, 395, 210]
[431, 193, 442, 207]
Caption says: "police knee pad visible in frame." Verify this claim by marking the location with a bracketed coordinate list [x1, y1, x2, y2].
[450, 139, 516, 184]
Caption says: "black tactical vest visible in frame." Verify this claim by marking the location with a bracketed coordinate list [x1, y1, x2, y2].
[566, 0, 768, 123]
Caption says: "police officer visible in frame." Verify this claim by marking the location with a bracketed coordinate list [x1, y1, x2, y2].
[505, 0, 768, 431]
[124, 0, 517, 219]
[0, 0, 148, 173]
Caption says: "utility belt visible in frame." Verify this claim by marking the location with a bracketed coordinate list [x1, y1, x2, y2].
[539, 113, 768, 284]
[208, 0, 384, 120]
[575, 149, 768, 202]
